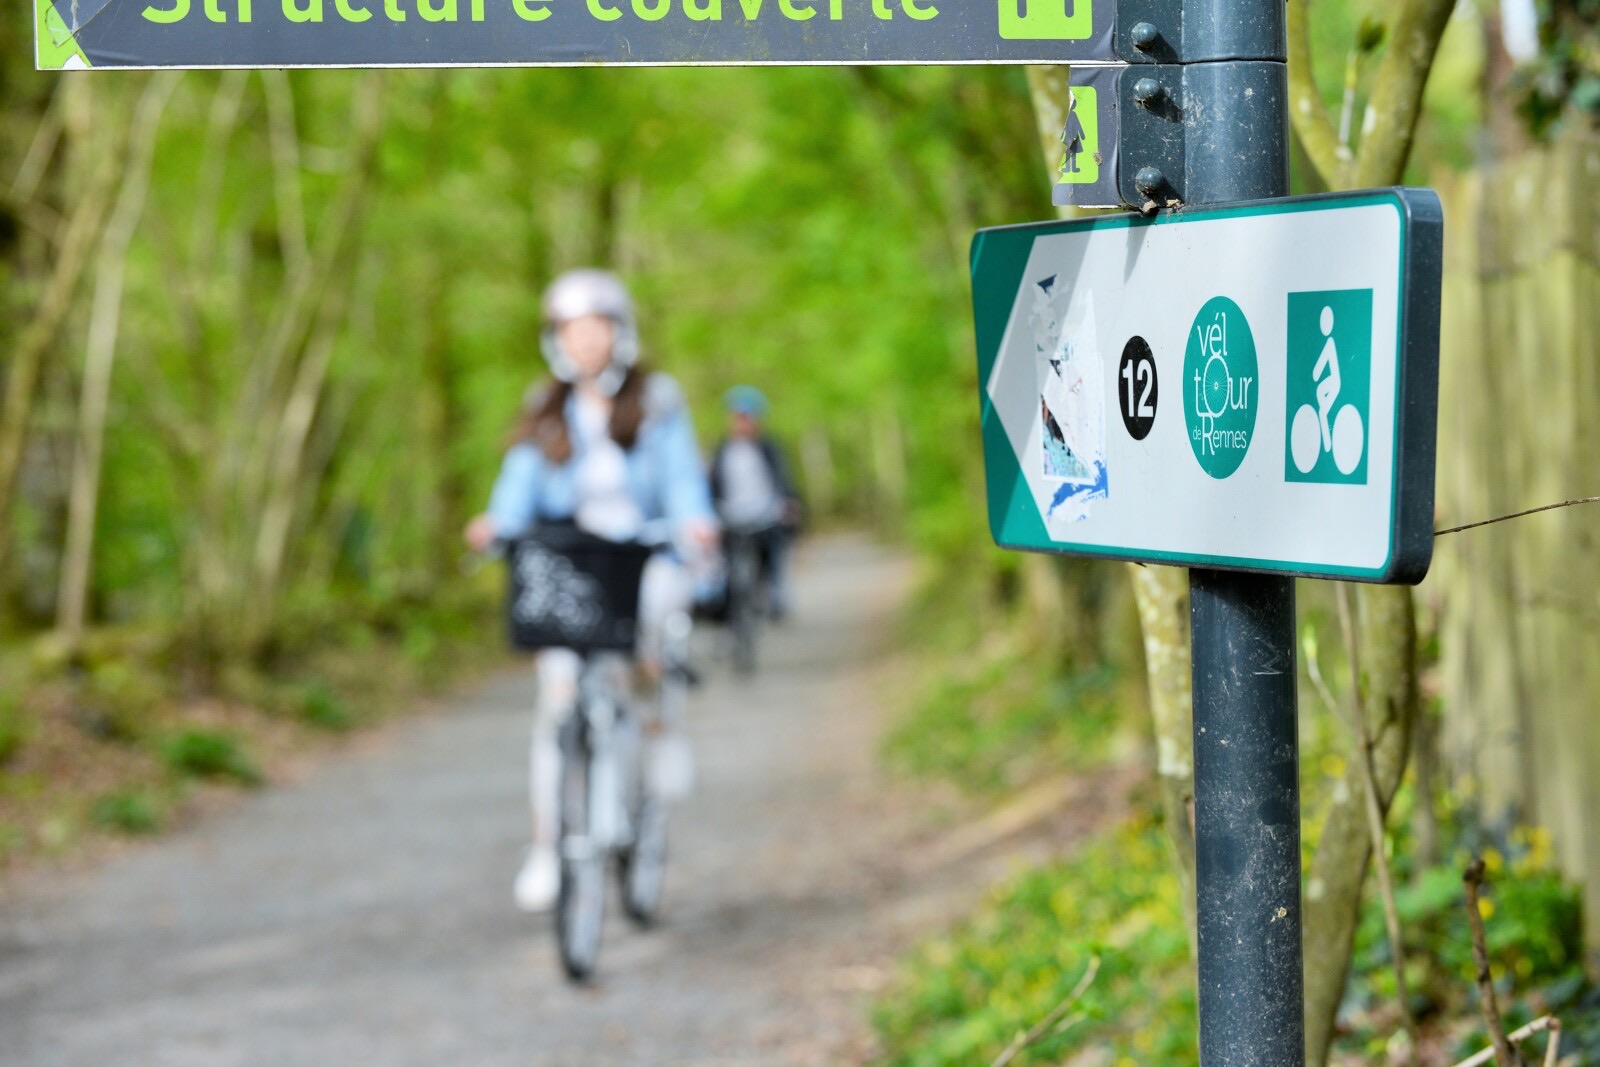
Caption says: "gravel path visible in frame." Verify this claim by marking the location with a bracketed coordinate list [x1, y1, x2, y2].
[0, 535, 1059, 1067]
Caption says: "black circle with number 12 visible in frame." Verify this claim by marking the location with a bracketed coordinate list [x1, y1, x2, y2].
[1119, 336, 1159, 441]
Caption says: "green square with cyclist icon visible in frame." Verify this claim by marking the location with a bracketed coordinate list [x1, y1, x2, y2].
[1285, 289, 1372, 485]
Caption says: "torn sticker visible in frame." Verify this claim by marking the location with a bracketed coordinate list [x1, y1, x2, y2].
[1032, 274, 1107, 523]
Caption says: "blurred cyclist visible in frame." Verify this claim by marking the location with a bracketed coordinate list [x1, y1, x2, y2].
[709, 386, 801, 619]
[464, 269, 716, 913]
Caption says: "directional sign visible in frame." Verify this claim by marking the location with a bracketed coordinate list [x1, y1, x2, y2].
[35, 0, 1117, 69]
[971, 188, 1442, 584]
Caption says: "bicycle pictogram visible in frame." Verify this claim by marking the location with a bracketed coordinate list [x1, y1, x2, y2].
[1285, 289, 1372, 485]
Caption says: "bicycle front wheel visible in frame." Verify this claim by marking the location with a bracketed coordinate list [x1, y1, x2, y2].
[729, 541, 761, 675]
[556, 718, 605, 982]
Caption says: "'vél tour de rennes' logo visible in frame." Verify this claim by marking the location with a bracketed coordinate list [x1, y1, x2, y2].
[1183, 297, 1258, 479]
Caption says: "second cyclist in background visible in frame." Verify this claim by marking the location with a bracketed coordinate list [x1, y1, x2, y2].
[709, 387, 801, 647]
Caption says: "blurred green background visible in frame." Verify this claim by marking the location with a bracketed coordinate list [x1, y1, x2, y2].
[2, 0, 1600, 1062]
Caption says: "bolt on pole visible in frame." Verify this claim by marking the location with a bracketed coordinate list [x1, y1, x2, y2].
[1182, 2, 1304, 1064]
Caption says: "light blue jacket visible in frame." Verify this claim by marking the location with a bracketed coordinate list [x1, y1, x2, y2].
[486, 373, 714, 540]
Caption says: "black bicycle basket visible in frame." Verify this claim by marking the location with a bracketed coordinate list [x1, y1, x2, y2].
[505, 524, 653, 652]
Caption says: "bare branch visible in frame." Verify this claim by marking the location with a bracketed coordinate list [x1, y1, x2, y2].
[192, 70, 249, 281]
[56, 71, 181, 643]
[991, 956, 1100, 1067]
[1542, 1019, 1561, 1067]
[1463, 858, 1518, 1067]
[1451, 1015, 1560, 1067]
[247, 73, 387, 641]
[0, 78, 122, 571]
[1287, 0, 1345, 186]
[11, 82, 66, 202]
[1436, 496, 1600, 537]
[1352, 0, 1459, 187]
[1336, 584, 1420, 1063]
[261, 70, 311, 278]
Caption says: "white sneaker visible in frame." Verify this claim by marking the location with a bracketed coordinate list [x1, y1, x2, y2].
[514, 846, 559, 913]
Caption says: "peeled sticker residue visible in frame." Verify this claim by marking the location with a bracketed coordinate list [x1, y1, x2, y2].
[1033, 275, 1107, 523]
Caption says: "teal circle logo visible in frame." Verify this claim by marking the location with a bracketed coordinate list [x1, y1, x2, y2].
[1184, 295, 1254, 479]
[1183, 297, 1258, 479]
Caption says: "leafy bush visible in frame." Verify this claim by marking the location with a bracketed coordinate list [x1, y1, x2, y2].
[0, 705, 25, 767]
[160, 729, 262, 786]
[299, 682, 355, 732]
[90, 789, 164, 834]
[1338, 817, 1595, 1063]
[873, 813, 1196, 1067]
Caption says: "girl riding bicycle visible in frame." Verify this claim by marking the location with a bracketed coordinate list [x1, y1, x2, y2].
[465, 269, 716, 913]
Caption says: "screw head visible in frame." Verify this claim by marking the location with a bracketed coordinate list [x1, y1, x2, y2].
[1134, 166, 1166, 197]
[1133, 78, 1164, 106]
[1130, 21, 1161, 51]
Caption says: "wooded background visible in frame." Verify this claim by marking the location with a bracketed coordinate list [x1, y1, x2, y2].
[2, 0, 1599, 1061]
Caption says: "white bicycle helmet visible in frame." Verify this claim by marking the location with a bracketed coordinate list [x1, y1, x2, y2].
[539, 268, 640, 396]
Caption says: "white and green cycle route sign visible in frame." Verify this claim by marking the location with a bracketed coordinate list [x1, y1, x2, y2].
[36, 0, 1118, 70]
[971, 188, 1444, 584]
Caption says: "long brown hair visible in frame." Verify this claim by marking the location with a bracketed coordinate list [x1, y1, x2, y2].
[511, 367, 649, 464]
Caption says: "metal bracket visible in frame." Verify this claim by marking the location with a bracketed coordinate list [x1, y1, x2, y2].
[1114, 0, 1285, 63]
[1116, 61, 1289, 209]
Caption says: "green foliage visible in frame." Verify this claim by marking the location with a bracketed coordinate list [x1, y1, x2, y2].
[90, 788, 164, 835]
[0, 63, 1057, 688]
[872, 813, 1196, 1067]
[1334, 808, 1597, 1061]
[1295, 0, 1483, 182]
[0, 821, 24, 859]
[160, 729, 261, 786]
[884, 654, 1121, 796]
[298, 681, 355, 732]
[74, 659, 164, 744]
[0, 700, 24, 767]
[1515, 0, 1600, 135]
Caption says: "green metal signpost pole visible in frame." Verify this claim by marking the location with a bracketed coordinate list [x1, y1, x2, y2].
[978, 10, 1438, 1066]
[1181, 7, 1304, 1066]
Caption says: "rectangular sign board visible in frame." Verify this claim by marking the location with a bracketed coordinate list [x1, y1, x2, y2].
[972, 189, 1443, 584]
[36, 0, 1117, 69]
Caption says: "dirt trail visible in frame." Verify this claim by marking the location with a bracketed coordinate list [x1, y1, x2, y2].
[0, 535, 1125, 1067]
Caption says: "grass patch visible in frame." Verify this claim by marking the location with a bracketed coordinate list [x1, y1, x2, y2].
[872, 811, 1196, 1067]
[1334, 818, 1600, 1065]
[0, 702, 26, 767]
[90, 788, 165, 834]
[0, 821, 24, 858]
[160, 729, 262, 786]
[0, 580, 503, 867]
[298, 682, 356, 732]
[884, 651, 1124, 796]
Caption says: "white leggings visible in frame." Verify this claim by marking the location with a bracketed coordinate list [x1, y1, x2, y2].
[527, 555, 692, 846]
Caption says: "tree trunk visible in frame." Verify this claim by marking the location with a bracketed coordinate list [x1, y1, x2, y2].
[798, 426, 837, 518]
[1302, 583, 1418, 1062]
[0, 76, 118, 576]
[248, 74, 386, 647]
[56, 72, 180, 646]
[1286, 0, 1453, 1054]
